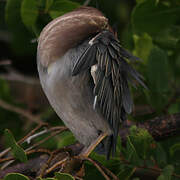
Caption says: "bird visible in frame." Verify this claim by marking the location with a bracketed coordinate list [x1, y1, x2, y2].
[37, 6, 145, 158]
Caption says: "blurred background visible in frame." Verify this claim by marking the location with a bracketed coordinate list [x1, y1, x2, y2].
[0, 0, 180, 179]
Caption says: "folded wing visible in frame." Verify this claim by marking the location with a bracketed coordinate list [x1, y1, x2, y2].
[72, 30, 145, 157]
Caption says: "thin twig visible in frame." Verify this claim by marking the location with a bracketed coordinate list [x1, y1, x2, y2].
[45, 157, 69, 175]
[26, 129, 48, 144]
[0, 156, 14, 163]
[0, 148, 51, 164]
[137, 165, 180, 179]
[120, 157, 180, 179]
[0, 126, 66, 169]
[0, 123, 47, 158]
[0, 60, 11, 66]
[0, 67, 39, 85]
[98, 161, 119, 180]
[26, 148, 52, 155]
[84, 157, 111, 180]
[39, 153, 54, 177]
[74, 176, 83, 180]
[0, 98, 43, 124]
[20, 123, 48, 144]
[25, 127, 68, 151]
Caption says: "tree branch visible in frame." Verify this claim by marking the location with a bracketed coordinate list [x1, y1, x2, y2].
[119, 113, 180, 143]
[0, 98, 43, 124]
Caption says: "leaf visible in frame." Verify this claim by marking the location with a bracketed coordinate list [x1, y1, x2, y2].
[145, 46, 170, 110]
[132, 0, 180, 35]
[128, 126, 155, 160]
[5, 0, 22, 31]
[136, 0, 146, 4]
[133, 33, 153, 63]
[4, 173, 30, 180]
[168, 103, 180, 114]
[170, 143, 180, 157]
[5, 0, 37, 55]
[147, 46, 169, 92]
[4, 129, 27, 162]
[116, 135, 122, 155]
[84, 163, 107, 180]
[49, 0, 80, 19]
[55, 172, 75, 180]
[57, 131, 76, 148]
[154, 26, 180, 49]
[157, 165, 174, 180]
[157, 175, 166, 180]
[125, 136, 143, 166]
[154, 143, 167, 167]
[45, 0, 54, 12]
[21, 0, 38, 29]
[0, 79, 11, 101]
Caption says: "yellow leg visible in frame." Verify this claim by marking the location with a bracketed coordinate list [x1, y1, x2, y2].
[80, 132, 108, 157]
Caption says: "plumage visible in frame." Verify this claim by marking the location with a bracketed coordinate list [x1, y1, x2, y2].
[72, 30, 144, 157]
[37, 6, 145, 159]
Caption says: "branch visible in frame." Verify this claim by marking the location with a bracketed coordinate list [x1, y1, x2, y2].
[0, 143, 84, 179]
[0, 67, 39, 85]
[120, 113, 180, 142]
[0, 113, 180, 179]
[0, 98, 43, 124]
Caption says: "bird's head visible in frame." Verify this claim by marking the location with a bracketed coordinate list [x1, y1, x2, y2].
[37, 6, 110, 68]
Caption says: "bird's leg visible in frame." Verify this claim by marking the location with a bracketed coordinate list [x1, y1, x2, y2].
[80, 132, 108, 157]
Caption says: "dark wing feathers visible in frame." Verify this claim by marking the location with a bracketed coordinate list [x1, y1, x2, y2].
[72, 45, 96, 76]
[72, 30, 144, 157]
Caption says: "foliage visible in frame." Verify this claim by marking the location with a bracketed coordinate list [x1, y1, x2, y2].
[4, 129, 27, 162]
[0, 0, 180, 179]
[2, 126, 180, 179]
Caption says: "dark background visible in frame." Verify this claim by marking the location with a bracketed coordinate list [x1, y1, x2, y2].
[0, 0, 180, 179]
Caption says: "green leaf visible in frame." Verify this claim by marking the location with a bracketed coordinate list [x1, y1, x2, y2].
[157, 165, 174, 180]
[147, 46, 169, 92]
[146, 46, 170, 110]
[170, 143, 180, 157]
[157, 175, 166, 180]
[128, 126, 155, 160]
[154, 26, 180, 49]
[49, 0, 80, 19]
[125, 135, 142, 166]
[0, 79, 11, 101]
[132, 0, 180, 35]
[5, 0, 37, 55]
[116, 135, 122, 155]
[133, 33, 153, 63]
[4, 129, 27, 162]
[168, 103, 180, 114]
[4, 173, 30, 180]
[136, 0, 146, 4]
[5, 0, 22, 30]
[21, 0, 38, 29]
[55, 172, 75, 180]
[154, 143, 167, 167]
[57, 131, 76, 148]
[45, 0, 54, 12]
